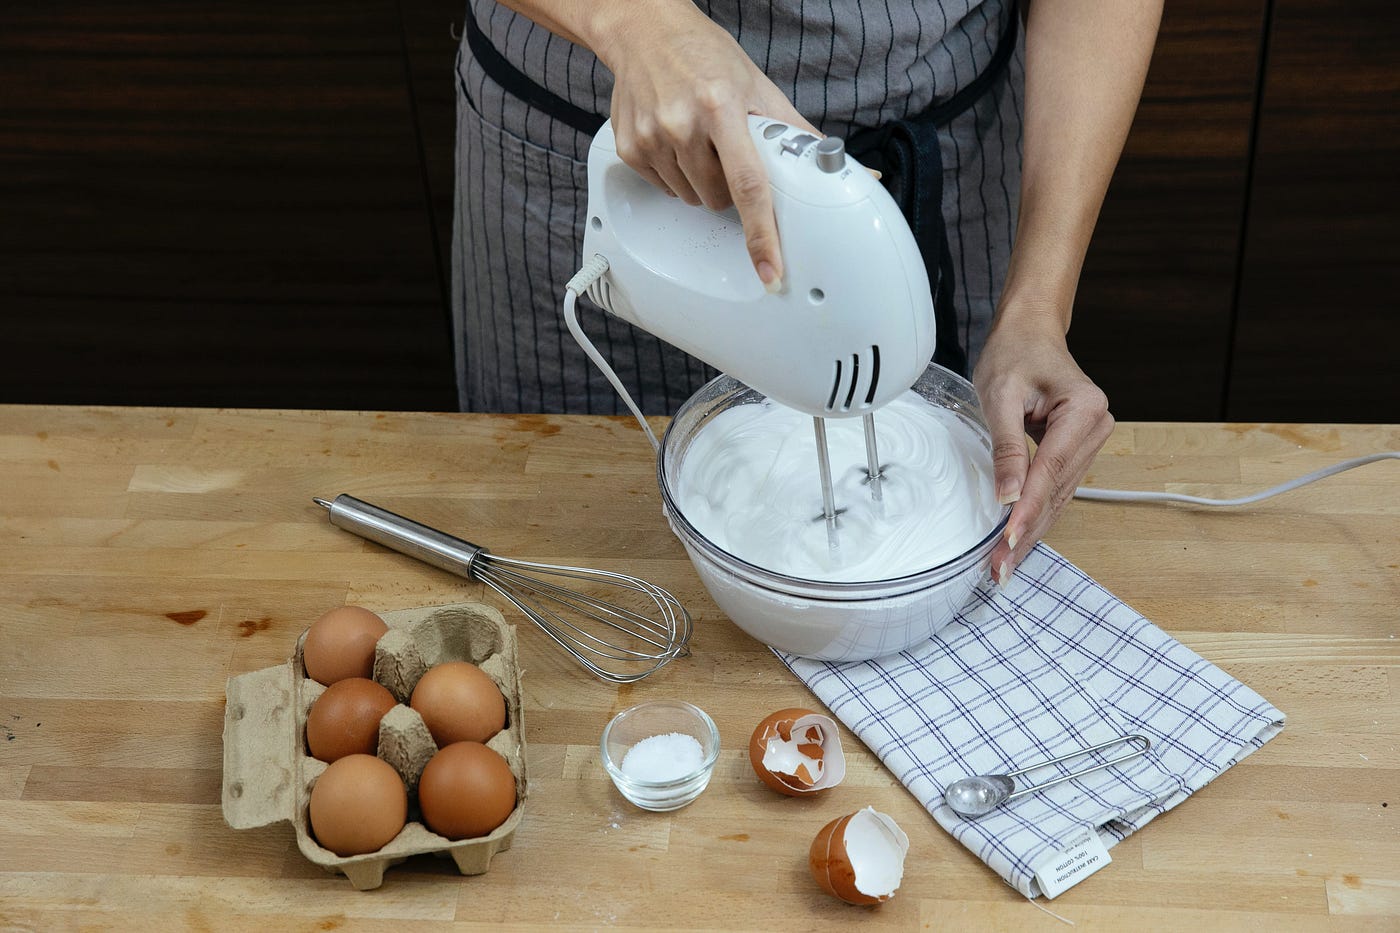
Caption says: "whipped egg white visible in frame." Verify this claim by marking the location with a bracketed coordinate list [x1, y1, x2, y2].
[674, 392, 1000, 582]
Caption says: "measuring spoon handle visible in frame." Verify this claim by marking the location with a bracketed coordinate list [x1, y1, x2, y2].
[1005, 733, 1152, 802]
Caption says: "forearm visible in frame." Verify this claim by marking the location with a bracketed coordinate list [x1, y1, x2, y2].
[491, 0, 703, 66]
[998, 0, 1162, 333]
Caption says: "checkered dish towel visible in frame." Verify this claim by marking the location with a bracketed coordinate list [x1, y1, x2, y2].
[777, 543, 1285, 898]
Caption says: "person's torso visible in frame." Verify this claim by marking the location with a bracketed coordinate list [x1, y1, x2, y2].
[466, 0, 1013, 140]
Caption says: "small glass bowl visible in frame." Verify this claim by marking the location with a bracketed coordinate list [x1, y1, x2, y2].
[600, 700, 721, 812]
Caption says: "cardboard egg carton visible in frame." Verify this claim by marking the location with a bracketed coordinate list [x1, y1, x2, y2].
[221, 602, 527, 890]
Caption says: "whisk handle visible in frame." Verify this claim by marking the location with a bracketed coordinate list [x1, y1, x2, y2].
[315, 494, 484, 579]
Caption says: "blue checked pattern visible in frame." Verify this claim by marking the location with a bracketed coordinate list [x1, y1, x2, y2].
[777, 543, 1285, 898]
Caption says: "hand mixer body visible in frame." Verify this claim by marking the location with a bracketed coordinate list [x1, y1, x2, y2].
[580, 116, 936, 418]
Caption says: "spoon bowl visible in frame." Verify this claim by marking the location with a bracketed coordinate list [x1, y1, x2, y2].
[944, 773, 1015, 817]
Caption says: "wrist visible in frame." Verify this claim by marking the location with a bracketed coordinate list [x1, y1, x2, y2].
[583, 0, 702, 69]
[993, 264, 1078, 338]
[987, 300, 1070, 349]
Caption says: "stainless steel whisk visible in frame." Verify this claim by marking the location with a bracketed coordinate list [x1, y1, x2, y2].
[314, 494, 691, 683]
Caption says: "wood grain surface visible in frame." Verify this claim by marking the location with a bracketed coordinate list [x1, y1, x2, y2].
[0, 406, 1397, 930]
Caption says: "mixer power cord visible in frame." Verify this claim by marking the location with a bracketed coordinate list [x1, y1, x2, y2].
[1074, 451, 1399, 506]
[563, 256, 662, 452]
[563, 258, 1397, 509]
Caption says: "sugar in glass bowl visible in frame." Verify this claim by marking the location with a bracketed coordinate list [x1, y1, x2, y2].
[600, 700, 721, 812]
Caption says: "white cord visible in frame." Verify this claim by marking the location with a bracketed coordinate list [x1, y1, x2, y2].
[561, 256, 1395, 501]
[1074, 451, 1399, 506]
[563, 256, 660, 452]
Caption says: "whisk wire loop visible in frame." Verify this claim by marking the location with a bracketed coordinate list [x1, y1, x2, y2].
[473, 564, 690, 683]
[477, 563, 683, 659]
[482, 557, 682, 646]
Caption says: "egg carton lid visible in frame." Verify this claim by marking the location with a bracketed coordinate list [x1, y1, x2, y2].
[221, 601, 527, 890]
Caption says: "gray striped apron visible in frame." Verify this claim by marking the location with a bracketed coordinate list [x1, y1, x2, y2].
[453, 0, 1024, 415]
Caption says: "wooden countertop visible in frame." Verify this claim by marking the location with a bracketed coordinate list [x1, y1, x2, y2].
[1, 406, 1396, 930]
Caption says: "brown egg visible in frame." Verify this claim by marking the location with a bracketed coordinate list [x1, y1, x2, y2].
[302, 605, 389, 685]
[809, 807, 909, 905]
[748, 707, 847, 795]
[410, 661, 506, 746]
[305, 677, 397, 762]
[308, 754, 407, 857]
[417, 741, 516, 840]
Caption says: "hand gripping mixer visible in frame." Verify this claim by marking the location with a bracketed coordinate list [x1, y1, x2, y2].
[564, 116, 937, 542]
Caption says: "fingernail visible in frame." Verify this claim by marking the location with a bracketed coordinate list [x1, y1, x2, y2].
[758, 261, 782, 294]
[866, 167, 883, 181]
[1006, 528, 1019, 551]
[997, 480, 1021, 506]
[996, 561, 1010, 589]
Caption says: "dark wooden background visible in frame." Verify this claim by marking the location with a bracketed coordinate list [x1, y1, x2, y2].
[2, 1, 1395, 421]
[0, 1, 459, 412]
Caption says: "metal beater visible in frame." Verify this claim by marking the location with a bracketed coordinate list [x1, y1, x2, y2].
[812, 413, 884, 544]
[314, 494, 691, 683]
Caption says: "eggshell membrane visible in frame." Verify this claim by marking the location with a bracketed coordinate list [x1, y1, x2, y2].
[809, 807, 910, 905]
[411, 660, 507, 746]
[305, 677, 397, 763]
[748, 707, 846, 795]
[308, 754, 408, 857]
[302, 606, 389, 685]
[418, 741, 517, 840]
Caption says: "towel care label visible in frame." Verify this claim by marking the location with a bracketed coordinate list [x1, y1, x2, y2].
[1033, 829, 1112, 898]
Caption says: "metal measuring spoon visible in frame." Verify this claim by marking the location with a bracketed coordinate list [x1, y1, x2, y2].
[944, 733, 1152, 818]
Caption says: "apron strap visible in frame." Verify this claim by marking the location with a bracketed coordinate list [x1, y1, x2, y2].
[465, 17, 605, 137]
[847, 5, 1020, 377]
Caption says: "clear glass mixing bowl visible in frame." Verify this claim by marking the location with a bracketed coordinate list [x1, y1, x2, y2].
[657, 362, 1010, 662]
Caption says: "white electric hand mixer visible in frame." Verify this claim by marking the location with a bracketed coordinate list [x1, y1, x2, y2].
[563, 115, 936, 543]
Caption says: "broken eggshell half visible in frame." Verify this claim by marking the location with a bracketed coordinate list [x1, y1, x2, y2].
[747, 707, 847, 796]
[809, 807, 910, 905]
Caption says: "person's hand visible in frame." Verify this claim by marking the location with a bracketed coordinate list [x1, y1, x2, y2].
[591, 2, 819, 291]
[972, 313, 1115, 586]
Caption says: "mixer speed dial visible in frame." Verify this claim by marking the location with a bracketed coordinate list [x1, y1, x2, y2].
[815, 137, 846, 173]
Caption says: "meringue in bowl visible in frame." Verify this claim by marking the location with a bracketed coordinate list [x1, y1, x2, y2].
[658, 362, 1009, 662]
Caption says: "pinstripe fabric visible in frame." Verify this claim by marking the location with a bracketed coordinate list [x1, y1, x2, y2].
[777, 543, 1286, 898]
[452, 0, 1023, 414]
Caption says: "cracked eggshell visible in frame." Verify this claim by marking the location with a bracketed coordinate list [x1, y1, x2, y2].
[809, 807, 910, 905]
[747, 707, 846, 796]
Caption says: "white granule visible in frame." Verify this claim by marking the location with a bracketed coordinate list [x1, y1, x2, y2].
[619, 732, 705, 782]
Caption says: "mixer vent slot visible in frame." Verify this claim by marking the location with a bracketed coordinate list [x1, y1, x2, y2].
[826, 345, 882, 413]
[865, 345, 881, 405]
[587, 279, 615, 313]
